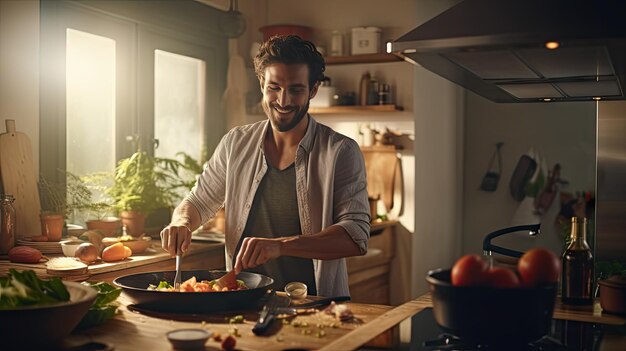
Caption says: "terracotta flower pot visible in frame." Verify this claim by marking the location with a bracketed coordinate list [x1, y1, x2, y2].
[40, 213, 64, 242]
[85, 217, 122, 237]
[120, 210, 146, 237]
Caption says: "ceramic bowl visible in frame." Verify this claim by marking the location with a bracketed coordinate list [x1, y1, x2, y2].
[166, 329, 210, 350]
[599, 275, 626, 315]
[60, 239, 85, 257]
[0, 281, 97, 349]
[285, 281, 308, 300]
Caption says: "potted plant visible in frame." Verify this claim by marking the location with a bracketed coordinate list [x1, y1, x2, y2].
[38, 171, 92, 241]
[107, 148, 199, 236]
[79, 172, 120, 237]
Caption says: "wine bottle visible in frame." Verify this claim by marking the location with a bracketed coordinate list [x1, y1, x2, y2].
[561, 217, 594, 305]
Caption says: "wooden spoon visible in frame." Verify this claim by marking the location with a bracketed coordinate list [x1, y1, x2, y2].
[214, 270, 238, 290]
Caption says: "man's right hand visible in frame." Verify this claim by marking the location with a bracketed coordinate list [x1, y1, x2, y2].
[160, 224, 191, 256]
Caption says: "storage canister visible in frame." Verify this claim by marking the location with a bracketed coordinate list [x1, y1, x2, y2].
[351, 26, 381, 55]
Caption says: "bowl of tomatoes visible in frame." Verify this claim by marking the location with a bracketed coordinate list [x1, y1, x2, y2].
[426, 248, 561, 345]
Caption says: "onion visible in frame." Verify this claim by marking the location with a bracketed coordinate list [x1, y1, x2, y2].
[75, 243, 98, 263]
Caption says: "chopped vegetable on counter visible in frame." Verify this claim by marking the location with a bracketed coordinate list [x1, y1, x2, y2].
[76, 281, 122, 329]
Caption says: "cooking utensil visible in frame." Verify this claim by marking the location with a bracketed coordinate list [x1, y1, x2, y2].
[174, 254, 182, 291]
[113, 270, 273, 313]
[276, 295, 352, 316]
[0, 119, 42, 238]
[426, 269, 557, 345]
[214, 269, 237, 290]
[252, 290, 287, 335]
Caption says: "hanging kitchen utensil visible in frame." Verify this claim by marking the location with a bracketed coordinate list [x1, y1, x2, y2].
[218, 0, 246, 38]
[509, 149, 538, 201]
[534, 163, 568, 215]
[479, 142, 503, 192]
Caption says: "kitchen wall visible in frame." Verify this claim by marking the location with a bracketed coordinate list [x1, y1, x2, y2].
[463, 93, 596, 258]
[0, 0, 40, 177]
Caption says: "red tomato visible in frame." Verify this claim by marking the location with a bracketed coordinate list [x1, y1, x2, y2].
[486, 267, 521, 288]
[518, 248, 561, 287]
[221, 335, 236, 350]
[451, 254, 489, 286]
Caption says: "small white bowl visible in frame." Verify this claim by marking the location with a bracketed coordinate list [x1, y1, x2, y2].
[60, 240, 84, 257]
[166, 328, 210, 350]
[285, 281, 308, 300]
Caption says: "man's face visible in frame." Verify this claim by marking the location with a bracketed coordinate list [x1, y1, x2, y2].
[260, 63, 318, 132]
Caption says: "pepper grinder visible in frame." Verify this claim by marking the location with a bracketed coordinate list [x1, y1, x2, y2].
[359, 72, 371, 106]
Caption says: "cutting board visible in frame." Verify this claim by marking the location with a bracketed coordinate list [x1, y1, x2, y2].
[0, 119, 42, 238]
[361, 145, 403, 216]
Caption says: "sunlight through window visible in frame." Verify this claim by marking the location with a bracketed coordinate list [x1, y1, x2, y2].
[154, 50, 206, 163]
[66, 28, 116, 175]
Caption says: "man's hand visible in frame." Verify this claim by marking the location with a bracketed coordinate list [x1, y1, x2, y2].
[234, 237, 284, 273]
[160, 224, 191, 256]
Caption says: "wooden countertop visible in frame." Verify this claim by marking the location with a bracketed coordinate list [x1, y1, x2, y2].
[0, 240, 225, 282]
[61, 291, 626, 351]
[62, 292, 396, 351]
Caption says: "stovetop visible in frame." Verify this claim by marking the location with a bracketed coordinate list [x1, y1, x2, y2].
[408, 308, 605, 351]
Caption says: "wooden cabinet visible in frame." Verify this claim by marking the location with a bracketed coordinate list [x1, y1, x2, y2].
[346, 220, 396, 305]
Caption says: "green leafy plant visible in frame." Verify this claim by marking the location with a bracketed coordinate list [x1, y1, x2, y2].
[39, 171, 92, 220]
[107, 149, 202, 216]
[79, 172, 115, 220]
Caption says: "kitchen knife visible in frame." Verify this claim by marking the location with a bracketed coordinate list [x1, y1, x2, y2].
[275, 296, 351, 316]
[290, 295, 350, 309]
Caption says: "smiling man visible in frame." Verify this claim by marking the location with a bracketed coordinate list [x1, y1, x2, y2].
[161, 35, 370, 297]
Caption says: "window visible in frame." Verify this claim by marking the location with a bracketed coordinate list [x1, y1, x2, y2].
[154, 50, 206, 162]
[40, 0, 228, 224]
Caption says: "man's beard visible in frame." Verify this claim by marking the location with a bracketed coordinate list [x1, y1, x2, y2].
[263, 100, 310, 132]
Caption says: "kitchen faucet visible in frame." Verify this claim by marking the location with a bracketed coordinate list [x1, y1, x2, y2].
[482, 223, 541, 259]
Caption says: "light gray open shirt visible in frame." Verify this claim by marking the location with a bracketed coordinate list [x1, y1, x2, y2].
[186, 116, 371, 297]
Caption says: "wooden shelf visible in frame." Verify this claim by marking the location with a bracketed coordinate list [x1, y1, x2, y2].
[325, 53, 402, 65]
[309, 105, 403, 114]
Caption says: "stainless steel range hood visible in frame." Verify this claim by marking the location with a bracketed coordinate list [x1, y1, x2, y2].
[392, 0, 626, 103]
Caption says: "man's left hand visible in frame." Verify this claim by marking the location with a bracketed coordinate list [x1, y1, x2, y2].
[234, 237, 283, 273]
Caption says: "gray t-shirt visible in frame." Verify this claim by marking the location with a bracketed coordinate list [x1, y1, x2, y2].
[234, 162, 317, 295]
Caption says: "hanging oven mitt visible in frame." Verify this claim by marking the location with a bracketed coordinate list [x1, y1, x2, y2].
[509, 148, 537, 201]
[480, 142, 503, 192]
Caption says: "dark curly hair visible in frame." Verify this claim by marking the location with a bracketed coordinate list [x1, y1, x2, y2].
[254, 35, 326, 89]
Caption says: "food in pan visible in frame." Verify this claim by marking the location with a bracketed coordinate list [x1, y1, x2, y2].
[147, 276, 248, 292]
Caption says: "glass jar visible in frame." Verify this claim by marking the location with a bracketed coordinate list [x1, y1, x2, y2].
[0, 194, 16, 254]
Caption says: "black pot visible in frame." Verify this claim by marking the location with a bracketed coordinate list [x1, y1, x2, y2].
[114, 270, 273, 313]
[426, 269, 557, 345]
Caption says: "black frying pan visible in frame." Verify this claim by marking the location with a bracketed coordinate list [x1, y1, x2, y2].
[426, 269, 557, 345]
[113, 270, 274, 313]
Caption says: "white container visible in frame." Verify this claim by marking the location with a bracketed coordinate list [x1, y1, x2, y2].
[351, 26, 381, 55]
[330, 30, 344, 56]
[310, 86, 337, 108]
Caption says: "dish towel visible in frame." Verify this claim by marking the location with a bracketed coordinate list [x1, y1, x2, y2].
[221, 39, 248, 130]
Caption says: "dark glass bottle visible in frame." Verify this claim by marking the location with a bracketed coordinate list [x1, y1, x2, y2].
[561, 217, 594, 305]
